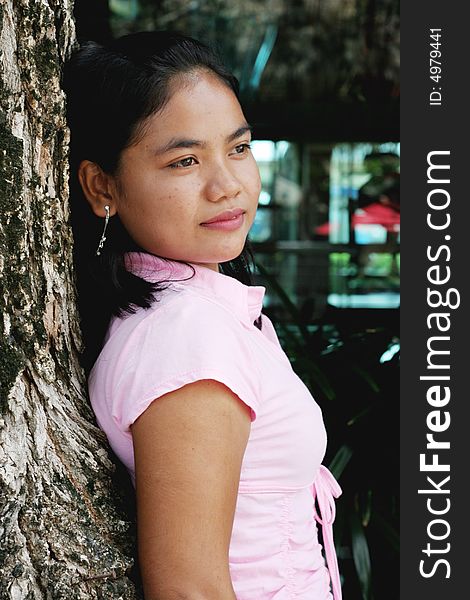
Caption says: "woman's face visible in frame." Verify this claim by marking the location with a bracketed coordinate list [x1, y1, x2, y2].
[110, 70, 261, 271]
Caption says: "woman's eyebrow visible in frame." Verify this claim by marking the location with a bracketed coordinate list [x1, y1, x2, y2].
[227, 123, 253, 143]
[153, 123, 253, 156]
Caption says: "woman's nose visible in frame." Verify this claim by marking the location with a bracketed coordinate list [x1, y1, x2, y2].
[204, 163, 242, 203]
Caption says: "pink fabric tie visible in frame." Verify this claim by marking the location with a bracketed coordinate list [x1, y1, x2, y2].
[310, 465, 343, 600]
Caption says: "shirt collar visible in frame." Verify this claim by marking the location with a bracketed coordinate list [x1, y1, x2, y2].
[124, 251, 266, 325]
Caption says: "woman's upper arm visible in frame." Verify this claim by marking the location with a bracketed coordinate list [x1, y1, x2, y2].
[130, 378, 251, 599]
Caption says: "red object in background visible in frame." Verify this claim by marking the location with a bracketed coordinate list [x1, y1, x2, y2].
[351, 202, 400, 231]
[314, 221, 337, 236]
[314, 202, 400, 236]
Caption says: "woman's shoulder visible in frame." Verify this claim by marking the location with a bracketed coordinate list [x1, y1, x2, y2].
[102, 284, 245, 360]
[90, 283, 262, 429]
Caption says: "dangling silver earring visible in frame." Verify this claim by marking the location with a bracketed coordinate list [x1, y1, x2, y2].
[96, 205, 110, 256]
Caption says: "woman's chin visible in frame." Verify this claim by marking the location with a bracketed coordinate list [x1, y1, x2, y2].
[200, 240, 247, 265]
[218, 247, 247, 264]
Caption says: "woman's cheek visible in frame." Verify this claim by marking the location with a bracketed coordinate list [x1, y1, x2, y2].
[249, 163, 262, 198]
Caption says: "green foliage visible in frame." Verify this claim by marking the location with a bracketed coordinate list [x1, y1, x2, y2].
[350, 507, 372, 600]
[108, 0, 399, 104]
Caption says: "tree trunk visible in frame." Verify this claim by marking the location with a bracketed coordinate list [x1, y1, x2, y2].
[0, 2, 140, 597]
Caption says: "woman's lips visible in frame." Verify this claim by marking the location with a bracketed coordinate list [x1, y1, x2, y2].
[200, 212, 245, 231]
[200, 208, 246, 231]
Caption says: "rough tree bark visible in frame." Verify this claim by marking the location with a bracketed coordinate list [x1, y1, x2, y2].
[0, 2, 140, 597]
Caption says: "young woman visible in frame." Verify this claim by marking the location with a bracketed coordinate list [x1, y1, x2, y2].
[63, 31, 342, 600]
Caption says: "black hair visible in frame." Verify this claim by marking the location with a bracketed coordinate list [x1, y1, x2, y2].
[62, 30, 262, 377]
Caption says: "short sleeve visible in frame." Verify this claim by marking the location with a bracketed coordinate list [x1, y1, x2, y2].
[111, 294, 261, 432]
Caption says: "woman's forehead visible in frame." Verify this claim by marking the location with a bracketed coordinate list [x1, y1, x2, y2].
[138, 74, 246, 150]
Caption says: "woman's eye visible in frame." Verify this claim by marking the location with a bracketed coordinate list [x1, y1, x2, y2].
[169, 156, 197, 169]
[234, 143, 252, 155]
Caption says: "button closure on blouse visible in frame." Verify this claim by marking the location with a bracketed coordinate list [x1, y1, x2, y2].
[311, 465, 343, 600]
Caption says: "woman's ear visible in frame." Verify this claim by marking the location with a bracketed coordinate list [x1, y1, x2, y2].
[77, 160, 118, 218]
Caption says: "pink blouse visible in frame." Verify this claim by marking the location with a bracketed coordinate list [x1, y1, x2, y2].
[88, 251, 342, 600]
